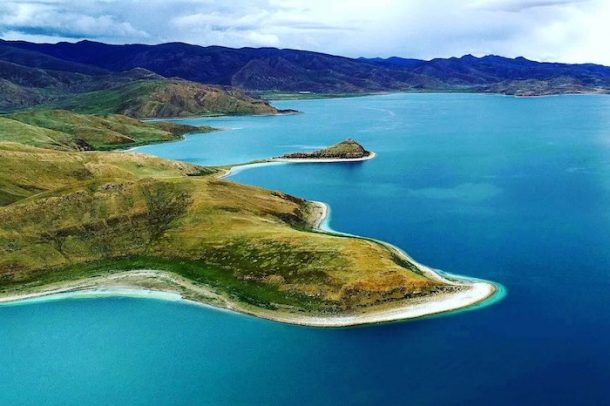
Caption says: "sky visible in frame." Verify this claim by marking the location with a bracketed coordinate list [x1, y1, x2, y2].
[1, 0, 609, 64]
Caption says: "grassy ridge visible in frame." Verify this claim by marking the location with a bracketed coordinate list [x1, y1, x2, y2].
[0, 109, 215, 151]
[0, 142, 206, 204]
[0, 142, 442, 311]
[49, 80, 280, 118]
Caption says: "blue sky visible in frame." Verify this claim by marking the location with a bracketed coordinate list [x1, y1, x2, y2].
[1, 0, 608, 64]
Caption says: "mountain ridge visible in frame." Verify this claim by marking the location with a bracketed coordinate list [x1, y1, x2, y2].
[2, 39, 610, 95]
[0, 44, 283, 117]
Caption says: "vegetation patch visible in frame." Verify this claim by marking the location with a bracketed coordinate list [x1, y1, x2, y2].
[0, 109, 216, 151]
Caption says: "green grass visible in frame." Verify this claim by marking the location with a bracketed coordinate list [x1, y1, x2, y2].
[0, 115, 74, 149]
[1, 109, 215, 151]
[0, 256, 324, 311]
[45, 79, 279, 118]
[49, 80, 167, 116]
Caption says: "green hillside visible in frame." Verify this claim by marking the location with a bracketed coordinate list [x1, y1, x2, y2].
[0, 110, 215, 151]
[49, 79, 280, 118]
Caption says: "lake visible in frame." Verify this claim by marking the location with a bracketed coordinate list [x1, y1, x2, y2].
[2, 93, 610, 405]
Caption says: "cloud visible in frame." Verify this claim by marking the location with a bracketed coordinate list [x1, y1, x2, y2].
[171, 11, 270, 32]
[0, 0, 609, 65]
[0, 1, 147, 41]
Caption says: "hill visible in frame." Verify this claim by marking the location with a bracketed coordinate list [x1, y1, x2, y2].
[280, 139, 372, 160]
[0, 110, 214, 151]
[0, 41, 108, 75]
[364, 54, 610, 95]
[3, 39, 610, 95]
[48, 79, 281, 118]
[0, 41, 283, 116]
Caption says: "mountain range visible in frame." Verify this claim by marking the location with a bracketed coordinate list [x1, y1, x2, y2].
[2, 38, 610, 116]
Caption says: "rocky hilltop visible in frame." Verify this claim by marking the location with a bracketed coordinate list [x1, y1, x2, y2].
[280, 139, 372, 160]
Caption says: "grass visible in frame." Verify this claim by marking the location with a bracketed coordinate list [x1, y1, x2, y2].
[0, 257, 323, 311]
[46, 80, 280, 118]
[0, 141, 441, 311]
[0, 109, 215, 151]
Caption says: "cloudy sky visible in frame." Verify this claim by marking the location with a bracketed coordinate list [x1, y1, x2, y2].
[1, 0, 609, 64]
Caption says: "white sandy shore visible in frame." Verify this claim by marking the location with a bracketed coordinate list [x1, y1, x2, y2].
[220, 161, 285, 178]
[219, 151, 376, 179]
[0, 287, 183, 305]
[265, 282, 497, 327]
[0, 269, 500, 328]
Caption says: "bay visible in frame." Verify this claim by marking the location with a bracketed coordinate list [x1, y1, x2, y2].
[3, 93, 610, 405]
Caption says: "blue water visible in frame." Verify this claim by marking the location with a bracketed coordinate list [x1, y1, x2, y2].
[3, 94, 610, 405]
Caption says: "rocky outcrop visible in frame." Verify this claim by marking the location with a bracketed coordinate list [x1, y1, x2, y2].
[281, 139, 372, 159]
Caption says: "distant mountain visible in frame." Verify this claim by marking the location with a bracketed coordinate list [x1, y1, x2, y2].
[0, 39, 439, 92]
[2, 39, 610, 95]
[366, 54, 610, 87]
[0, 42, 282, 117]
[359, 56, 424, 69]
[0, 42, 108, 75]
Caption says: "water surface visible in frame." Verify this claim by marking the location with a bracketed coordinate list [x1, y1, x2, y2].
[3, 94, 610, 405]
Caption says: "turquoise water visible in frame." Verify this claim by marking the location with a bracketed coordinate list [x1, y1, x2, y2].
[3, 94, 610, 404]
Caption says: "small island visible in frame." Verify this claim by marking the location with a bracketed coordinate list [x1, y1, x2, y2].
[274, 138, 375, 162]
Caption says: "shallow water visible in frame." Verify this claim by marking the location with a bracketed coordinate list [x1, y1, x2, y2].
[2, 94, 610, 405]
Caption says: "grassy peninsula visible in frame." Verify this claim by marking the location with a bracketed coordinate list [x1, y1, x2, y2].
[0, 62, 493, 326]
[0, 141, 461, 313]
[0, 106, 494, 325]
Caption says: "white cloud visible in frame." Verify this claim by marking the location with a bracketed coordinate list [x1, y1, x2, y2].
[0, 0, 609, 64]
[0, 1, 147, 40]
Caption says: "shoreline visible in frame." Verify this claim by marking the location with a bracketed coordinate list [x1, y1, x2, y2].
[0, 186, 502, 328]
[141, 110, 300, 122]
[0, 278, 500, 328]
[0, 110, 501, 327]
[263, 90, 610, 102]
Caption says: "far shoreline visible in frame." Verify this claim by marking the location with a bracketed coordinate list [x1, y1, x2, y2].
[262, 90, 610, 101]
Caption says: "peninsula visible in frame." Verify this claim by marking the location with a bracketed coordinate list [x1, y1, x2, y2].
[0, 111, 496, 325]
[0, 48, 497, 325]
